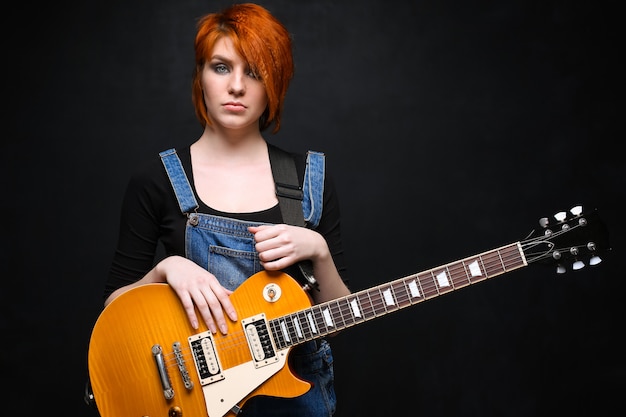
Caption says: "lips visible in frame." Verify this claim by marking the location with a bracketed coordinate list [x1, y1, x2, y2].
[223, 101, 246, 111]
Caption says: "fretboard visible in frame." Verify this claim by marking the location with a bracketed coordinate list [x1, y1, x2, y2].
[269, 242, 527, 349]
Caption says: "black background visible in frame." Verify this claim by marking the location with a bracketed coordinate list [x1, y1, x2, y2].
[4, 0, 624, 416]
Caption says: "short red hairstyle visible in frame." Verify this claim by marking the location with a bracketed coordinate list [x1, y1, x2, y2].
[191, 3, 294, 133]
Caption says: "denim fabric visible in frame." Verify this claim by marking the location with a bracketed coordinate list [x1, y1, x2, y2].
[159, 148, 199, 213]
[186, 212, 264, 291]
[303, 151, 325, 229]
[159, 148, 336, 416]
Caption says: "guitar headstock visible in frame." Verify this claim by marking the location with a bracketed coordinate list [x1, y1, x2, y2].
[521, 205, 610, 274]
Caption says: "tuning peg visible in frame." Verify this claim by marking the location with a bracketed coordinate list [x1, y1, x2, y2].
[554, 211, 567, 222]
[570, 205, 583, 216]
[552, 250, 566, 273]
[570, 247, 585, 270]
[539, 217, 549, 228]
[587, 242, 602, 266]
[589, 256, 602, 266]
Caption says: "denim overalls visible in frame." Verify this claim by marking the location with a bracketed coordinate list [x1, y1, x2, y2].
[159, 148, 337, 416]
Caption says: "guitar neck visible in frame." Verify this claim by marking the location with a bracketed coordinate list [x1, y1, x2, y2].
[269, 242, 527, 349]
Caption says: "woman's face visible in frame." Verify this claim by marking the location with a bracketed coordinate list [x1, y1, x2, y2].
[201, 36, 268, 132]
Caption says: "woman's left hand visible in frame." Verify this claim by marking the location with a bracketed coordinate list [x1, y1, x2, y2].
[248, 224, 326, 270]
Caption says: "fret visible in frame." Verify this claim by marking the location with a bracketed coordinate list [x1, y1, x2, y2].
[279, 318, 292, 343]
[359, 291, 376, 320]
[328, 299, 347, 330]
[314, 304, 333, 335]
[371, 287, 388, 316]
[345, 296, 360, 324]
[394, 279, 415, 308]
[403, 276, 422, 301]
[290, 313, 304, 339]
[449, 261, 471, 287]
[342, 296, 358, 327]
[305, 308, 318, 336]
[392, 279, 412, 308]
[412, 274, 426, 299]
[380, 284, 399, 313]
[269, 319, 283, 348]
[418, 272, 438, 299]
[357, 290, 373, 320]
[339, 298, 353, 328]
[431, 270, 445, 295]
[289, 312, 305, 340]
[471, 256, 488, 283]
[487, 247, 510, 276]
[505, 245, 526, 270]
[441, 266, 456, 293]
[310, 305, 326, 335]
[298, 309, 315, 339]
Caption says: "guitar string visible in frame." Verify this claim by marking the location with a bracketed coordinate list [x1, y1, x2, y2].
[142, 220, 588, 382]
[322, 245, 525, 327]
[270, 244, 526, 348]
[159, 245, 526, 369]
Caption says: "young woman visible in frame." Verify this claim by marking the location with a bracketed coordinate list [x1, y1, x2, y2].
[103, 3, 350, 416]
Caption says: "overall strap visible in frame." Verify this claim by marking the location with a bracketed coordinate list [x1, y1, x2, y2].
[159, 148, 199, 214]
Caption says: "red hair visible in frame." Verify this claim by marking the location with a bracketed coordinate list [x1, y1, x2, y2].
[191, 3, 294, 133]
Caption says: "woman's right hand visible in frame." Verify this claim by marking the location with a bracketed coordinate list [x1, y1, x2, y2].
[155, 255, 238, 334]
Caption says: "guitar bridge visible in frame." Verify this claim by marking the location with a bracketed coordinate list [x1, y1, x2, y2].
[241, 314, 279, 368]
[188, 331, 225, 386]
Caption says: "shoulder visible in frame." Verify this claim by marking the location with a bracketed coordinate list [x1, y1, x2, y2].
[126, 146, 191, 197]
[267, 143, 326, 179]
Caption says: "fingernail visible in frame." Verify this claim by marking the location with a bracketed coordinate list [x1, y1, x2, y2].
[220, 324, 228, 334]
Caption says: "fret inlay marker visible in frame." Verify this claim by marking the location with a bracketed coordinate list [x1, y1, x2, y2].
[382, 288, 395, 306]
[436, 271, 450, 287]
[322, 308, 334, 327]
[306, 312, 318, 333]
[294, 316, 303, 338]
[350, 299, 361, 317]
[408, 280, 420, 297]
[280, 321, 290, 342]
[468, 260, 482, 277]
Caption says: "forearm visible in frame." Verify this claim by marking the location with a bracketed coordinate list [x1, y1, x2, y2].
[310, 246, 350, 304]
[103, 257, 174, 306]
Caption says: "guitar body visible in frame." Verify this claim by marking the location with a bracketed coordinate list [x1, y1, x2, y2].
[88, 270, 313, 417]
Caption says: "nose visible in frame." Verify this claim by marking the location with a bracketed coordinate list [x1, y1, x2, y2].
[228, 71, 246, 96]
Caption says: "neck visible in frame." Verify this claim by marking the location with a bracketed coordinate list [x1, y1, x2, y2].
[193, 125, 268, 164]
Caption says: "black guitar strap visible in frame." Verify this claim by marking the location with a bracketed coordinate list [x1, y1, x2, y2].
[268, 144, 319, 291]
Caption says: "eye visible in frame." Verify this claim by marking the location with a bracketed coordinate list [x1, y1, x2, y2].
[246, 67, 261, 80]
[212, 63, 229, 74]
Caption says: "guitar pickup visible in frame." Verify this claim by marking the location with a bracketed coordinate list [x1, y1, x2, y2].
[188, 331, 225, 386]
[241, 314, 279, 368]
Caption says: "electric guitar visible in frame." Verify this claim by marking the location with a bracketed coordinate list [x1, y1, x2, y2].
[87, 206, 609, 417]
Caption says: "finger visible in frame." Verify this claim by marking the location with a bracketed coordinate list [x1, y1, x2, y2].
[176, 291, 202, 330]
[209, 283, 238, 324]
[195, 290, 224, 334]
[198, 286, 239, 335]
[249, 224, 283, 243]
[248, 225, 271, 238]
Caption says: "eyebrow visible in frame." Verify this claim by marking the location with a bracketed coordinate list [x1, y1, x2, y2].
[210, 54, 233, 63]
